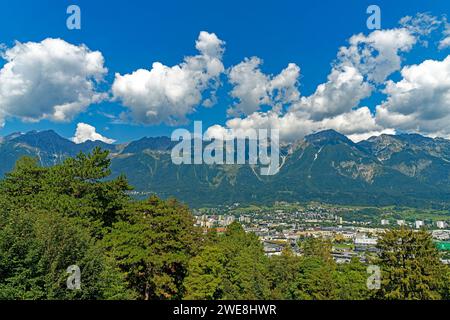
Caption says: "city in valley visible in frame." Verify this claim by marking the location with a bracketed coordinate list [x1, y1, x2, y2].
[194, 202, 450, 264]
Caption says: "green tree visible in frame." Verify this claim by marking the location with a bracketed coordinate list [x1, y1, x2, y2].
[0, 150, 134, 299]
[0, 148, 132, 232]
[300, 237, 334, 262]
[292, 237, 338, 300]
[293, 256, 338, 300]
[0, 209, 132, 299]
[267, 247, 301, 299]
[183, 246, 226, 300]
[335, 258, 370, 300]
[375, 228, 446, 300]
[184, 222, 270, 300]
[0, 156, 46, 198]
[104, 196, 201, 300]
[442, 265, 450, 299]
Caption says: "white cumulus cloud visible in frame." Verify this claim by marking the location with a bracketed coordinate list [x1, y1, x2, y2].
[227, 57, 300, 116]
[376, 55, 450, 138]
[206, 107, 389, 143]
[71, 122, 116, 144]
[337, 28, 416, 84]
[207, 15, 437, 143]
[112, 31, 225, 125]
[291, 65, 372, 120]
[0, 38, 107, 126]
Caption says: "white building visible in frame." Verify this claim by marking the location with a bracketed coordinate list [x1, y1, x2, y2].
[239, 216, 251, 224]
[354, 236, 377, 245]
[397, 220, 406, 226]
[436, 221, 446, 229]
[415, 220, 424, 229]
[381, 219, 390, 226]
[341, 232, 355, 240]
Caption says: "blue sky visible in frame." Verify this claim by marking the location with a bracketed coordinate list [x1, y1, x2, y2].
[0, 0, 450, 143]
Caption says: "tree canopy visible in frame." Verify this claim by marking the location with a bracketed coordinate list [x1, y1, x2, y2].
[0, 149, 448, 300]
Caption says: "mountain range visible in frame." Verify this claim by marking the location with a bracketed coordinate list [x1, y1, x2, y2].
[2, 129, 450, 208]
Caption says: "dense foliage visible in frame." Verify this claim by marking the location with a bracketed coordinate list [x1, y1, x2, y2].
[0, 149, 448, 300]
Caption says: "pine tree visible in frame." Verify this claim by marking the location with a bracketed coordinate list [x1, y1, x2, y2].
[104, 196, 201, 300]
[375, 228, 446, 300]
